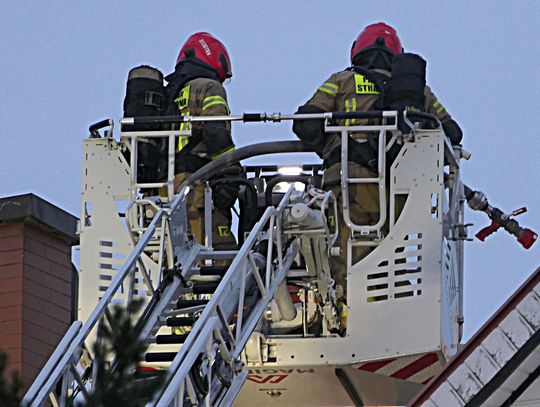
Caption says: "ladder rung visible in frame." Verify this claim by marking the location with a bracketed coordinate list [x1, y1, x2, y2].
[145, 352, 178, 362]
[192, 281, 220, 294]
[177, 299, 209, 309]
[155, 334, 189, 345]
[190, 275, 222, 283]
[347, 177, 379, 183]
[166, 316, 196, 327]
[199, 266, 228, 276]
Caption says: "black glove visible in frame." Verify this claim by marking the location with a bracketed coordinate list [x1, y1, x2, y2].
[210, 165, 243, 210]
[292, 104, 326, 154]
[212, 183, 239, 210]
[442, 119, 463, 145]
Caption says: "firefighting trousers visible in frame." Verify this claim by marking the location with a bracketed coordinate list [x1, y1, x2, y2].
[160, 172, 237, 250]
[325, 166, 405, 299]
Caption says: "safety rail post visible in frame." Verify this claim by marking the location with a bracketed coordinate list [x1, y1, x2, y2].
[328, 111, 399, 235]
[204, 183, 213, 249]
[447, 141, 466, 339]
[120, 129, 188, 201]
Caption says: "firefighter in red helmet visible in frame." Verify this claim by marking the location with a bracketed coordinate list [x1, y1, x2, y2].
[293, 22, 462, 331]
[163, 32, 239, 251]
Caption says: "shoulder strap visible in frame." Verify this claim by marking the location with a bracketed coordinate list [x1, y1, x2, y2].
[348, 66, 388, 92]
[347, 66, 388, 111]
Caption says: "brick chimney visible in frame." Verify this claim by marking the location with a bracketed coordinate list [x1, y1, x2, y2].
[0, 193, 78, 390]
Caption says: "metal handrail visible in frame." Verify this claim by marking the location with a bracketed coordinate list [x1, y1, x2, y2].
[120, 110, 393, 127]
[24, 188, 190, 406]
[328, 111, 399, 235]
[153, 186, 297, 407]
[22, 322, 82, 405]
[30, 111, 460, 406]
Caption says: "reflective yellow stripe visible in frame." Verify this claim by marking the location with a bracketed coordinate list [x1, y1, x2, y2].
[177, 135, 189, 151]
[354, 74, 379, 95]
[177, 137, 189, 151]
[177, 111, 190, 152]
[202, 95, 227, 107]
[433, 100, 445, 114]
[211, 146, 235, 160]
[327, 215, 335, 227]
[337, 301, 347, 318]
[202, 95, 229, 112]
[203, 100, 229, 111]
[345, 98, 357, 126]
[317, 82, 339, 97]
[175, 85, 191, 152]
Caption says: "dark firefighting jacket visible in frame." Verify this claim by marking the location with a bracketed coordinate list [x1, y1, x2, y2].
[165, 63, 235, 173]
[293, 66, 462, 185]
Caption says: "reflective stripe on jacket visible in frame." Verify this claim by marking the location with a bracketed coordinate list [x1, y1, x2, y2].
[171, 77, 234, 159]
[307, 69, 453, 158]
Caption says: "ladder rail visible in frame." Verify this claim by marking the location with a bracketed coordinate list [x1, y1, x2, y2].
[153, 187, 297, 407]
[24, 189, 190, 406]
[29, 111, 448, 406]
[22, 321, 82, 405]
[122, 129, 186, 200]
[156, 244, 300, 407]
[137, 245, 203, 342]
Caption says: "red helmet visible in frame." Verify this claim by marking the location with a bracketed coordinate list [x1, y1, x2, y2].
[176, 32, 232, 82]
[350, 22, 403, 63]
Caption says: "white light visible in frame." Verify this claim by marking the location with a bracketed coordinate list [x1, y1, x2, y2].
[274, 181, 305, 192]
[278, 166, 303, 176]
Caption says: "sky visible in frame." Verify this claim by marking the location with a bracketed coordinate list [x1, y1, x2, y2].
[1, 1, 539, 342]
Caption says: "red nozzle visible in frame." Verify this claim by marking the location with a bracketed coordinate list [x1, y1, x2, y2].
[475, 221, 501, 241]
[517, 228, 538, 249]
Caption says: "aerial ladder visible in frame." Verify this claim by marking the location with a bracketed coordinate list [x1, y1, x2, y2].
[23, 110, 536, 406]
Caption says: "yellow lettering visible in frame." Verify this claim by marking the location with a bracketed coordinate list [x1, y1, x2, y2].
[175, 85, 191, 110]
[354, 74, 380, 95]
[218, 226, 230, 237]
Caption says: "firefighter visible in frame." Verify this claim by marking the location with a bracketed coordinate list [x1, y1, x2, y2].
[162, 32, 239, 250]
[292, 22, 463, 330]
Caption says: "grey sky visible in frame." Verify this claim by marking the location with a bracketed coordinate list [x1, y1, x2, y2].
[1, 1, 539, 341]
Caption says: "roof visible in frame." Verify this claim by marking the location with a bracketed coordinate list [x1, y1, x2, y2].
[0, 193, 78, 244]
[408, 267, 540, 406]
